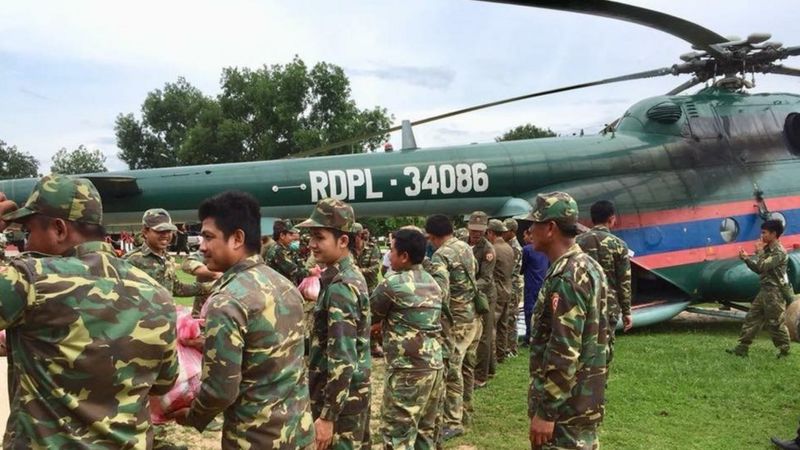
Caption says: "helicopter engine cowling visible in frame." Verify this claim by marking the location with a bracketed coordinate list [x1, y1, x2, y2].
[697, 252, 800, 301]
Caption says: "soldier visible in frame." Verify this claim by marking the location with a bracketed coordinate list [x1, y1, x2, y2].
[425, 214, 480, 440]
[487, 219, 515, 364]
[126, 208, 210, 298]
[503, 218, 524, 356]
[355, 223, 383, 294]
[266, 219, 319, 284]
[727, 219, 792, 357]
[0, 175, 178, 448]
[371, 228, 444, 449]
[465, 211, 495, 392]
[576, 200, 633, 367]
[170, 191, 314, 449]
[181, 250, 223, 318]
[522, 192, 609, 450]
[298, 198, 371, 450]
[0, 230, 6, 262]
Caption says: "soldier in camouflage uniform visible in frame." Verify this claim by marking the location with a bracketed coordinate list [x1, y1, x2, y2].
[181, 250, 222, 317]
[425, 214, 480, 440]
[465, 211, 495, 392]
[521, 192, 609, 450]
[0, 231, 7, 263]
[576, 200, 633, 367]
[727, 219, 792, 357]
[0, 175, 178, 448]
[172, 191, 314, 449]
[355, 224, 383, 294]
[503, 218, 524, 356]
[371, 228, 444, 449]
[266, 219, 318, 284]
[487, 219, 515, 364]
[298, 198, 371, 450]
[126, 208, 211, 298]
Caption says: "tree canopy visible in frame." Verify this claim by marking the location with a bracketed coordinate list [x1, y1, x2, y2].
[116, 57, 393, 169]
[51, 145, 107, 175]
[495, 123, 556, 142]
[0, 140, 39, 180]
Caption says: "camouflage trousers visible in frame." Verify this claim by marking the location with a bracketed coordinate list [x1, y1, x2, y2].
[533, 424, 598, 450]
[735, 287, 790, 352]
[495, 298, 511, 362]
[475, 298, 496, 382]
[508, 282, 523, 353]
[444, 319, 479, 428]
[331, 409, 372, 450]
[381, 369, 444, 450]
[607, 315, 618, 368]
[461, 318, 483, 422]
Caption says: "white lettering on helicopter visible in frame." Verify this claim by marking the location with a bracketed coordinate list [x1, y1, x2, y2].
[308, 163, 489, 202]
[309, 169, 383, 202]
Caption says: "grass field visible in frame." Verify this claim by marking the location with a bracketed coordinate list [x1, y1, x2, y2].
[173, 264, 798, 450]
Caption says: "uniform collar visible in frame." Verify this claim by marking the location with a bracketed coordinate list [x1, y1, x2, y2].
[545, 243, 583, 276]
[592, 225, 611, 233]
[218, 254, 263, 287]
[140, 243, 167, 260]
[71, 241, 116, 257]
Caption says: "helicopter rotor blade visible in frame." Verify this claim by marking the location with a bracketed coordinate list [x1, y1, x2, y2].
[481, 0, 728, 56]
[768, 65, 800, 77]
[666, 77, 702, 95]
[290, 67, 675, 158]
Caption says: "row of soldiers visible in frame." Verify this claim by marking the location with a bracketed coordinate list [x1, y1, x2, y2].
[0, 172, 635, 450]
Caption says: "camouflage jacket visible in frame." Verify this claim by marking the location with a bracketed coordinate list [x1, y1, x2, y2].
[186, 255, 314, 449]
[0, 241, 178, 449]
[125, 244, 209, 298]
[529, 243, 608, 426]
[371, 264, 443, 371]
[430, 237, 478, 325]
[469, 236, 497, 304]
[577, 225, 632, 317]
[356, 239, 382, 293]
[265, 241, 309, 285]
[181, 251, 213, 317]
[743, 240, 788, 290]
[510, 238, 524, 293]
[308, 255, 371, 422]
[492, 237, 515, 304]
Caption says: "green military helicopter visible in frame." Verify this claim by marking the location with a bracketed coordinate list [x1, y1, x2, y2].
[2, 0, 800, 327]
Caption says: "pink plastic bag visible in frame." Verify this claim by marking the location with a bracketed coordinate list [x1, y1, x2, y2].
[298, 272, 321, 301]
[150, 306, 204, 424]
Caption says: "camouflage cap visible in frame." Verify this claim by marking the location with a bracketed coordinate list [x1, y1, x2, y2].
[454, 227, 469, 240]
[504, 218, 518, 231]
[297, 197, 356, 232]
[488, 218, 508, 233]
[142, 208, 177, 232]
[352, 222, 364, 233]
[520, 192, 578, 226]
[2, 174, 103, 225]
[467, 211, 489, 231]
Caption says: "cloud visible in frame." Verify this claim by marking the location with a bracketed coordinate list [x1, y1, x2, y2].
[18, 87, 50, 101]
[348, 65, 455, 90]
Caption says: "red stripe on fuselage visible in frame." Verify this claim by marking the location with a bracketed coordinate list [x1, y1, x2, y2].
[633, 233, 800, 269]
[613, 195, 800, 230]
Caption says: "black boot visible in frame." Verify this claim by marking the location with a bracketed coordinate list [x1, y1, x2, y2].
[771, 437, 800, 450]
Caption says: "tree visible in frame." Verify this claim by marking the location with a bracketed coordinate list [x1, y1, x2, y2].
[115, 57, 393, 169]
[51, 145, 107, 174]
[0, 140, 39, 180]
[495, 123, 556, 142]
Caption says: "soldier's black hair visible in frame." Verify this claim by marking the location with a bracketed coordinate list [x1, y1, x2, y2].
[590, 200, 616, 225]
[330, 229, 358, 253]
[425, 214, 453, 237]
[198, 191, 262, 254]
[761, 219, 785, 237]
[392, 228, 426, 264]
[556, 222, 579, 238]
[273, 220, 290, 240]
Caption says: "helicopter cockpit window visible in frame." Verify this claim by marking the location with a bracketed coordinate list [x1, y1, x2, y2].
[785, 113, 800, 154]
[768, 211, 787, 227]
[720, 218, 739, 243]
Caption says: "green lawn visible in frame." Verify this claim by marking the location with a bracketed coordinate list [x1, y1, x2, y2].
[173, 260, 798, 449]
[448, 317, 799, 450]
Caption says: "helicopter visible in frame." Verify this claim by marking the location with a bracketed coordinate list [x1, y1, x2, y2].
[1, 0, 799, 328]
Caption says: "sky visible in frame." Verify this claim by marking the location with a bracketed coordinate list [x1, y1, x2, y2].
[1, 0, 798, 172]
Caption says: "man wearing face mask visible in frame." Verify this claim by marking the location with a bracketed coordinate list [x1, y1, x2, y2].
[266, 219, 320, 285]
[126, 208, 210, 298]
